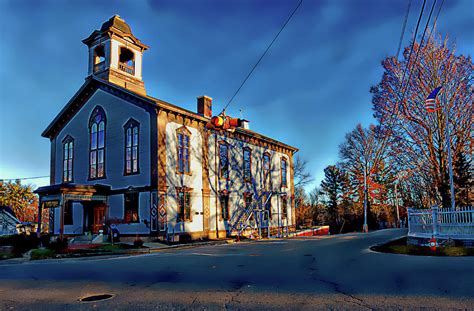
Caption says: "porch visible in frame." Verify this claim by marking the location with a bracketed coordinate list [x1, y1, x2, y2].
[35, 184, 111, 239]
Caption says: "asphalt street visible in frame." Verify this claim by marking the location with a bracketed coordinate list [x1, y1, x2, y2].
[0, 229, 473, 310]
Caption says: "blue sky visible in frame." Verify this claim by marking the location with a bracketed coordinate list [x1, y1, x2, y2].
[0, 0, 473, 190]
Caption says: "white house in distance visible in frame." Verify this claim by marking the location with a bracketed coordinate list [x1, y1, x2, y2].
[35, 16, 297, 240]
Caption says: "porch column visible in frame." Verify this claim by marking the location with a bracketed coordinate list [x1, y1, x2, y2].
[59, 195, 65, 240]
[36, 197, 43, 238]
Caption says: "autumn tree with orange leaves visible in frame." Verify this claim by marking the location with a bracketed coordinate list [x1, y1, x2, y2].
[0, 181, 39, 222]
[371, 33, 473, 208]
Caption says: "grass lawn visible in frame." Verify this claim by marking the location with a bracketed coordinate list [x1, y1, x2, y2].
[30, 248, 56, 260]
[371, 237, 474, 256]
[28, 243, 147, 260]
[0, 251, 15, 260]
[95, 243, 146, 252]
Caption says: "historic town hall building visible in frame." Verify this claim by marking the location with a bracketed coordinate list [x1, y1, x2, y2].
[35, 16, 297, 240]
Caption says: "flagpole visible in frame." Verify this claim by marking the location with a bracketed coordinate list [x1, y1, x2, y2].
[442, 90, 456, 210]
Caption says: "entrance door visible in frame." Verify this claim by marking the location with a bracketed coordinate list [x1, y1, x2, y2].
[92, 205, 106, 234]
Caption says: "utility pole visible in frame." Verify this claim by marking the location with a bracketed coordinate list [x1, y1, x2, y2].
[214, 131, 219, 239]
[363, 166, 368, 233]
[394, 182, 400, 228]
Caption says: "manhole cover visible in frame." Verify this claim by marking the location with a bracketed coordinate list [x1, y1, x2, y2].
[79, 294, 114, 303]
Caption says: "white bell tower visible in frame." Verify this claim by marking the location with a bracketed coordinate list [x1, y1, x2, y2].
[82, 15, 149, 95]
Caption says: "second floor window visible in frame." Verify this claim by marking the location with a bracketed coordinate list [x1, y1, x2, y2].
[89, 106, 106, 179]
[281, 158, 288, 187]
[176, 127, 191, 174]
[219, 142, 229, 179]
[62, 136, 74, 183]
[243, 147, 251, 182]
[263, 153, 271, 188]
[124, 119, 139, 175]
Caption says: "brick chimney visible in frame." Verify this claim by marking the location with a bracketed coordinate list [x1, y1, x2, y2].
[197, 96, 212, 118]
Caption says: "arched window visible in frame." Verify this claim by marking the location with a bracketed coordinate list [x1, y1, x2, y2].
[281, 157, 288, 187]
[119, 47, 135, 75]
[89, 106, 106, 179]
[62, 135, 74, 183]
[176, 126, 191, 174]
[124, 118, 140, 175]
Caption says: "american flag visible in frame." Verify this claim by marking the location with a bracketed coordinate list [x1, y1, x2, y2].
[425, 86, 442, 112]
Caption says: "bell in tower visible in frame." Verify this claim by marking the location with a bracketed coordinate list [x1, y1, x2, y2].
[82, 15, 149, 96]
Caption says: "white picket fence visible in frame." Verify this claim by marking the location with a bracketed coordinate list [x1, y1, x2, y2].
[408, 206, 474, 240]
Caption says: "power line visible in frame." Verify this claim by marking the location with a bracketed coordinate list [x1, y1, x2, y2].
[222, 0, 303, 113]
[368, 0, 428, 174]
[1, 175, 50, 181]
[372, 0, 439, 171]
[396, 0, 412, 59]
[399, 0, 437, 110]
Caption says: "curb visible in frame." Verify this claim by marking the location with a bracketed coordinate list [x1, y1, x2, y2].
[9, 239, 237, 263]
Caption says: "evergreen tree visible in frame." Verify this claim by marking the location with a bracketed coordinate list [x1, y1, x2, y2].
[454, 152, 473, 207]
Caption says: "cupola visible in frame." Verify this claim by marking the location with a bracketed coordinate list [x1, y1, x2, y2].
[82, 15, 149, 95]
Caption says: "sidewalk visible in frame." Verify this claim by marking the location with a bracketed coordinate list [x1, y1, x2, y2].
[0, 238, 236, 264]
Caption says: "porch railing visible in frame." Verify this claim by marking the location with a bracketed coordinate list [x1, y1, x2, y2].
[408, 206, 474, 240]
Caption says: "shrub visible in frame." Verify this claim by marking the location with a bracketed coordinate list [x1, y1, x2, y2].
[133, 238, 144, 248]
[0, 234, 40, 256]
[39, 233, 52, 247]
[48, 237, 68, 252]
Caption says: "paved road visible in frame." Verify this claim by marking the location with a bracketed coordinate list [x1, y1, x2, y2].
[0, 229, 473, 310]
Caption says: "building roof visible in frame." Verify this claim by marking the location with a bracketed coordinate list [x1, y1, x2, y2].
[82, 15, 149, 50]
[100, 15, 132, 34]
[42, 77, 298, 153]
[0, 205, 19, 222]
[34, 183, 111, 196]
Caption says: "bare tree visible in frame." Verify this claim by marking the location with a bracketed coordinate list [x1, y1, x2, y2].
[371, 33, 473, 207]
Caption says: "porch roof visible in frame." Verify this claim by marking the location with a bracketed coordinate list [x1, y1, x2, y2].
[34, 183, 111, 197]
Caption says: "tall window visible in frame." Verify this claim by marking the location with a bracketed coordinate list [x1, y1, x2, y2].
[263, 153, 271, 188]
[282, 195, 288, 219]
[243, 147, 252, 182]
[176, 127, 191, 174]
[89, 106, 106, 179]
[124, 192, 139, 223]
[219, 142, 229, 179]
[281, 158, 288, 187]
[62, 136, 74, 183]
[177, 188, 192, 222]
[124, 119, 139, 175]
[220, 192, 230, 221]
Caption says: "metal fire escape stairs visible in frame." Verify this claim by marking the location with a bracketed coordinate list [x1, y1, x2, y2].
[227, 191, 284, 239]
